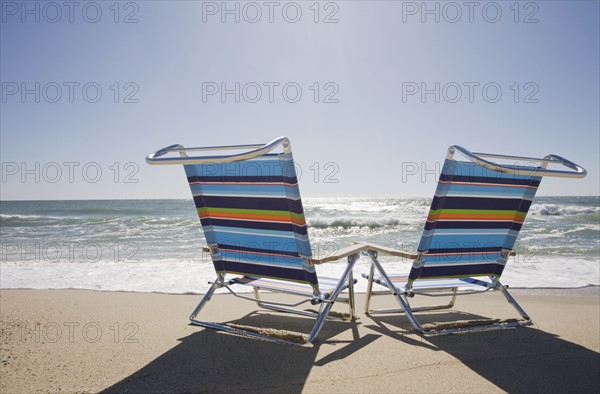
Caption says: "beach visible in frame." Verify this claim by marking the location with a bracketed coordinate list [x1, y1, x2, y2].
[2, 198, 599, 392]
[1, 287, 599, 393]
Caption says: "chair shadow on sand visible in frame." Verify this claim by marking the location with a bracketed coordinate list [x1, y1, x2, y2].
[104, 308, 599, 393]
[103, 311, 380, 393]
[367, 311, 600, 393]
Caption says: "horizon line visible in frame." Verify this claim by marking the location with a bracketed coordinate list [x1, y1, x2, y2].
[1, 195, 599, 203]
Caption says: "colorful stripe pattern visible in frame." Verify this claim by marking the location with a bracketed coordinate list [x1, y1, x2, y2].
[409, 159, 542, 280]
[184, 153, 318, 287]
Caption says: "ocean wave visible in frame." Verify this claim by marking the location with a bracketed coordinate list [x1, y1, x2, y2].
[529, 204, 599, 216]
[307, 217, 405, 229]
[65, 208, 151, 216]
[0, 213, 195, 224]
[0, 213, 47, 220]
[405, 199, 431, 207]
[0, 213, 128, 222]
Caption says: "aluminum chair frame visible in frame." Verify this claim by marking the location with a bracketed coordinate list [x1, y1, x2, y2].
[362, 145, 586, 336]
[147, 137, 367, 345]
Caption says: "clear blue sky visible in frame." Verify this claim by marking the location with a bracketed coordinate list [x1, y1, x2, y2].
[1, 0, 598, 200]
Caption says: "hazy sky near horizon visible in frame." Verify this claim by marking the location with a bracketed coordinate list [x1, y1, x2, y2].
[1, 0, 598, 200]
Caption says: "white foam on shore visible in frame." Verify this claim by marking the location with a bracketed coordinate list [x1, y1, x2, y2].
[1, 255, 598, 294]
[2, 197, 598, 294]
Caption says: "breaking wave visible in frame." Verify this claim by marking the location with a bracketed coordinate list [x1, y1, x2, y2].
[529, 204, 599, 216]
[307, 217, 405, 229]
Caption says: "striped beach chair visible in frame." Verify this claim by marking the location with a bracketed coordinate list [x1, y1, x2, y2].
[363, 145, 586, 335]
[147, 137, 366, 345]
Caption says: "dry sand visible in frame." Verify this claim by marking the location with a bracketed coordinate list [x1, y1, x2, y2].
[1, 288, 599, 393]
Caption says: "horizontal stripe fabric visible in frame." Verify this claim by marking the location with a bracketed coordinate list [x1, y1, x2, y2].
[184, 153, 319, 288]
[410, 159, 542, 280]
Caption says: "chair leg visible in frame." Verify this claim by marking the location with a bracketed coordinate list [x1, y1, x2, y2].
[348, 269, 356, 320]
[448, 287, 457, 308]
[252, 287, 263, 307]
[394, 292, 425, 334]
[307, 302, 329, 344]
[364, 262, 376, 314]
[365, 250, 446, 334]
[307, 253, 360, 343]
[189, 281, 219, 321]
[497, 281, 532, 321]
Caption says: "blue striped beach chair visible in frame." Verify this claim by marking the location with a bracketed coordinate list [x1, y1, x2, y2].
[363, 146, 586, 336]
[147, 137, 366, 345]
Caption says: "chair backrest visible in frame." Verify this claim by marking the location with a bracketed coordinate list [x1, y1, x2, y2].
[409, 154, 542, 282]
[183, 149, 319, 288]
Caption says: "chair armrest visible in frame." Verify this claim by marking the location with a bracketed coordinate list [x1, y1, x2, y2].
[309, 243, 369, 265]
[355, 242, 516, 259]
[204, 243, 513, 262]
[355, 242, 419, 260]
[203, 244, 368, 264]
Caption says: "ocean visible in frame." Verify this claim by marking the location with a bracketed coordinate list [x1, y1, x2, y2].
[1, 197, 598, 293]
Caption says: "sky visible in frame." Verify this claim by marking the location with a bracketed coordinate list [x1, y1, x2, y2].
[1, 0, 598, 200]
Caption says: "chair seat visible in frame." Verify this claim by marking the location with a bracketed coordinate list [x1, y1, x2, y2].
[231, 275, 355, 298]
[361, 273, 495, 292]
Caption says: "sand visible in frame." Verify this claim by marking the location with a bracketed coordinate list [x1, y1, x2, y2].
[1, 288, 599, 393]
